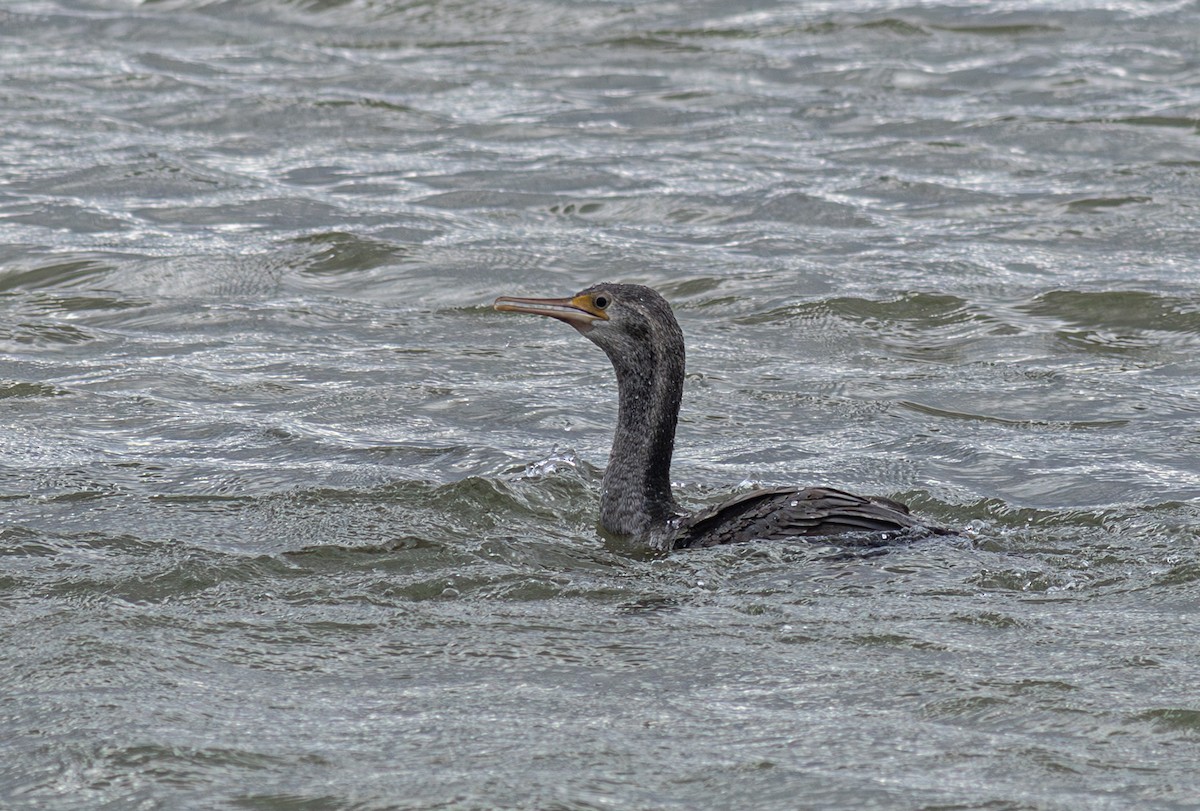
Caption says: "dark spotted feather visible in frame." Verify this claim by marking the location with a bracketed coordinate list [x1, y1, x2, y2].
[673, 486, 951, 549]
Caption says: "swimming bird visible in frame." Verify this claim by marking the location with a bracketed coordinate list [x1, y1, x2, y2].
[494, 283, 947, 552]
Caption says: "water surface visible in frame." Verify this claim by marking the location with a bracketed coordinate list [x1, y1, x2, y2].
[2, 1, 1200, 809]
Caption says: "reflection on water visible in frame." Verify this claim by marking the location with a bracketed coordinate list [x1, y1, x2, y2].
[2, 0, 1200, 809]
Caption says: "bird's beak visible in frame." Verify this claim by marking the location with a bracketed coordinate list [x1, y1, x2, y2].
[493, 293, 609, 329]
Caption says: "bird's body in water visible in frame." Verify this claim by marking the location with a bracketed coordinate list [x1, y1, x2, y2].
[494, 283, 948, 552]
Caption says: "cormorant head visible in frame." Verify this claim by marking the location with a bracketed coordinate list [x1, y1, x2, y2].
[494, 282, 683, 364]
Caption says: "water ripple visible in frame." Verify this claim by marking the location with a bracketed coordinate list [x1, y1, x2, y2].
[4, 1, 1200, 809]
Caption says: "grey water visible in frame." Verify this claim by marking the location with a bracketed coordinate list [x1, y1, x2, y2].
[3, 0, 1200, 809]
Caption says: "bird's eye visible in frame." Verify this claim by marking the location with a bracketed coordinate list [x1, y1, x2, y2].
[593, 295, 609, 309]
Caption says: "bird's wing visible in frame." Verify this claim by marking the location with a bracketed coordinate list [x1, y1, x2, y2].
[674, 485, 938, 549]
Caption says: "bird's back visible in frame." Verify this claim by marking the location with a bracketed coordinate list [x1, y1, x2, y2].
[673, 485, 948, 549]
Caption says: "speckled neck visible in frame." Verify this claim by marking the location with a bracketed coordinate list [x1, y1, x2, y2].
[595, 315, 685, 548]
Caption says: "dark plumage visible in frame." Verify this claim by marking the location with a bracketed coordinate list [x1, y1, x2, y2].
[495, 283, 948, 552]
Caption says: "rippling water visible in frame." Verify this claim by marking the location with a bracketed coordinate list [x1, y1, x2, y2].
[3, 1, 1200, 809]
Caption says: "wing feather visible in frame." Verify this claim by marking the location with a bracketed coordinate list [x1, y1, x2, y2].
[674, 486, 947, 549]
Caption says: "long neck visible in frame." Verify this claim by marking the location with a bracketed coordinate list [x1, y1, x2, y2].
[598, 333, 684, 546]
